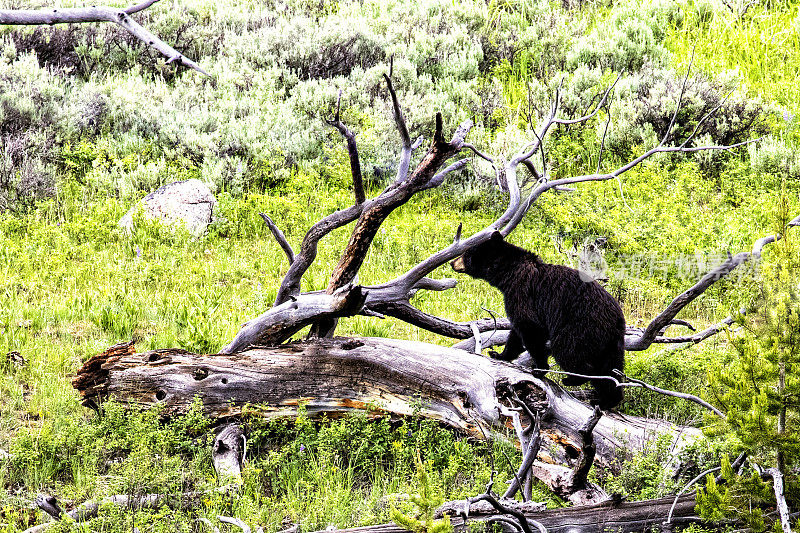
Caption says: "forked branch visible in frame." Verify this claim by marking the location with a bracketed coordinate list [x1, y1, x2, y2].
[326, 91, 366, 204]
[228, 64, 767, 353]
[626, 224, 794, 351]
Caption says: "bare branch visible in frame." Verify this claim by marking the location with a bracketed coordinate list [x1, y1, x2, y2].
[660, 52, 694, 146]
[124, 0, 160, 14]
[553, 73, 620, 126]
[383, 72, 413, 184]
[0, 3, 207, 75]
[521, 159, 542, 181]
[757, 466, 793, 533]
[452, 329, 509, 351]
[536, 367, 724, 417]
[503, 413, 541, 500]
[26, 486, 237, 533]
[568, 407, 602, 492]
[612, 370, 725, 418]
[626, 228, 784, 351]
[470, 322, 482, 354]
[325, 117, 473, 295]
[680, 88, 735, 149]
[378, 153, 521, 294]
[665, 466, 722, 526]
[367, 300, 510, 339]
[650, 313, 741, 344]
[223, 285, 367, 353]
[453, 223, 462, 244]
[412, 277, 457, 292]
[274, 203, 366, 306]
[462, 143, 496, 165]
[325, 93, 366, 205]
[465, 494, 539, 533]
[423, 158, 468, 190]
[260, 213, 295, 264]
[596, 106, 611, 174]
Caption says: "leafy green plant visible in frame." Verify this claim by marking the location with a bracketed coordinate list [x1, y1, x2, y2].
[695, 454, 773, 531]
[390, 454, 452, 533]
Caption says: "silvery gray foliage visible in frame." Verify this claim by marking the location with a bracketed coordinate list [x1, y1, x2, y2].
[748, 134, 800, 179]
[0, 0, 775, 204]
[567, 0, 680, 73]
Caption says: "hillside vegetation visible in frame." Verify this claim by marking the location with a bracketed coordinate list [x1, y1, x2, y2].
[1, 0, 799, 531]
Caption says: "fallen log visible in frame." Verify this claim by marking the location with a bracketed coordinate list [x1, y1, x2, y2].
[73, 338, 702, 473]
[311, 494, 702, 533]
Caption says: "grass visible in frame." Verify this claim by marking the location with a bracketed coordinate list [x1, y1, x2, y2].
[1, 154, 795, 530]
[2, 0, 800, 530]
[667, 2, 800, 109]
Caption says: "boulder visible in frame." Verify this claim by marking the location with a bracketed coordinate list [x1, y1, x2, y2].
[119, 179, 216, 237]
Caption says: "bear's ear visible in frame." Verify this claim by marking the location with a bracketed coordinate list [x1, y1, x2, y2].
[490, 231, 504, 242]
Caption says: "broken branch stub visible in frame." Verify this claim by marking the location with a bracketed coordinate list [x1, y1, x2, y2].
[325, 113, 474, 296]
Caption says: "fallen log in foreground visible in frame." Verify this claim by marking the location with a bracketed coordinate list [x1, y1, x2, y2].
[74, 338, 702, 471]
[308, 494, 700, 533]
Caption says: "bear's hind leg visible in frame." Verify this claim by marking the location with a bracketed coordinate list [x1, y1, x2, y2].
[591, 377, 623, 410]
[549, 334, 590, 386]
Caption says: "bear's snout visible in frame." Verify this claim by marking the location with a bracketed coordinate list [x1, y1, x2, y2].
[451, 256, 466, 272]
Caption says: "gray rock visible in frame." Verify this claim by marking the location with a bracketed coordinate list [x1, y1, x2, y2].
[119, 179, 216, 237]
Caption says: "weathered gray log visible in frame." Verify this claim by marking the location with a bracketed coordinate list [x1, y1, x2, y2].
[74, 338, 703, 476]
[212, 424, 246, 481]
[310, 494, 702, 533]
[222, 285, 366, 353]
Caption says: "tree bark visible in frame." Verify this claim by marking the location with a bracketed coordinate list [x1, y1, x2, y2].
[308, 494, 702, 533]
[74, 339, 703, 474]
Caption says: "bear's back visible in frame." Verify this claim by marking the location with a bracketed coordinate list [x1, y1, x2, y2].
[506, 260, 624, 334]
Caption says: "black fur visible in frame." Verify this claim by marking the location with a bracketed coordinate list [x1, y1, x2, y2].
[452, 232, 625, 409]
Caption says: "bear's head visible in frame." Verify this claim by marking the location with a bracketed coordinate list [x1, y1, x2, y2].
[450, 231, 508, 281]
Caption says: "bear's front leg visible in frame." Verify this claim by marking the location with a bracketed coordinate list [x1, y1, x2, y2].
[521, 327, 551, 377]
[490, 328, 525, 361]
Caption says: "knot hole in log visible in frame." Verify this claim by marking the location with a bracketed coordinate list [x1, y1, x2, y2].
[456, 390, 472, 409]
[341, 338, 365, 350]
[193, 367, 209, 380]
[155, 390, 166, 401]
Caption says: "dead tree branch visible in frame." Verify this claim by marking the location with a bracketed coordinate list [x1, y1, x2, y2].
[756, 465, 793, 533]
[343, 494, 705, 533]
[539, 368, 725, 418]
[326, 91, 366, 204]
[220, 64, 767, 365]
[569, 407, 602, 493]
[222, 285, 366, 353]
[260, 213, 295, 264]
[0, 1, 207, 75]
[325, 112, 473, 296]
[25, 487, 238, 533]
[271, 204, 366, 307]
[503, 411, 541, 501]
[626, 230, 783, 351]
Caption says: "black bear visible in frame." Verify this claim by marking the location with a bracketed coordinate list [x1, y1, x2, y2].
[451, 231, 625, 409]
